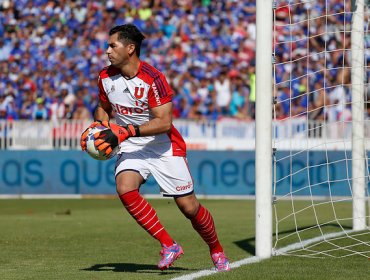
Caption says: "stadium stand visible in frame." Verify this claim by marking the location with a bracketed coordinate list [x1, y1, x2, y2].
[0, 0, 369, 122]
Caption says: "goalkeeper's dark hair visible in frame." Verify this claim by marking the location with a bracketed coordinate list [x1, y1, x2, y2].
[109, 24, 145, 57]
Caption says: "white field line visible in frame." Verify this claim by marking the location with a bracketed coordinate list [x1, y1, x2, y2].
[170, 256, 265, 280]
[170, 230, 357, 280]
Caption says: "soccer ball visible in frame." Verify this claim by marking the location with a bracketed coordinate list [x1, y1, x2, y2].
[85, 126, 118, 161]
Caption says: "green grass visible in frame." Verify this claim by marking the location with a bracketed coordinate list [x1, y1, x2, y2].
[0, 199, 368, 280]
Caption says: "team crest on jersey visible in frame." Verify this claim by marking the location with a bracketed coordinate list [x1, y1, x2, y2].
[134, 87, 145, 99]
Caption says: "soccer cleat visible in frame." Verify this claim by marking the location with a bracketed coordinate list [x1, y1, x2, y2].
[158, 242, 184, 270]
[211, 252, 231, 272]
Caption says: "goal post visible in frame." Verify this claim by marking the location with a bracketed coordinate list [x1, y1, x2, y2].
[255, 0, 273, 258]
[351, 0, 366, 231]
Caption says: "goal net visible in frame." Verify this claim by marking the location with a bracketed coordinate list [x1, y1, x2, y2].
[272, 0, 370, 257]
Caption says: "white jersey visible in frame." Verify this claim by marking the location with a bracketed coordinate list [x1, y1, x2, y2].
[98, 61, 186, 157]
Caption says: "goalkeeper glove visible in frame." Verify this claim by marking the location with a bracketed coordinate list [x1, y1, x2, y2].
[80, 121, 101, 151]
[93, 121, 140, 156]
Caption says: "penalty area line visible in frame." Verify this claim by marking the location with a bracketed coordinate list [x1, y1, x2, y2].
[171, 230, 356, 280]
[170, 256, 264, 280]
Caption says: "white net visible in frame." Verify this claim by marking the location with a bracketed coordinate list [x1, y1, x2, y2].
[272, 0, 370, 257]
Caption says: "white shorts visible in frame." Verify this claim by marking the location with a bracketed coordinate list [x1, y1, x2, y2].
[115, 152, 194, 197]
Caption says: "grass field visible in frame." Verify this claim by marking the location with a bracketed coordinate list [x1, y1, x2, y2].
[0, 199, 369, 280]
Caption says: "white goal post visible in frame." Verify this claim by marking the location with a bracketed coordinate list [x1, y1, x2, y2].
[255, 0, 273, 258]
[256, 0, 369, 258]
[351, 0, 366, 231]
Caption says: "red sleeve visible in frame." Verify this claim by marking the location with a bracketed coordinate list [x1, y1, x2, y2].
[98, 76, 108, 103]
[148, 74, 173, 108]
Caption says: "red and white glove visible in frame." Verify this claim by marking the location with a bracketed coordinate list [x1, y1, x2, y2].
[94, 121, 140, 156]
[80, 121, 101, 151]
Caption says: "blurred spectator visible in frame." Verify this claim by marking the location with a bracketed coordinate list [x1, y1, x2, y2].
[174, 98, 191, 119]
[63, 38, 80, 59]
[195, 77, 212, 116]
[0, 94, 7, 119]
[229, 72, 250, 119]
[247, 61, 256, 119]
[188, 97, 204, 120]
[366, 101, 370, 120]
[64, 103, 74, 120]
[85, 92, 99, 116]
[138, 1, 152, 21]
[229, 86, 246, 119]
[276, 83, 291, 119]
[49, 93, 65, 124]
[0, 107, 7, 120]
[32, 97, 49, 120]
[205, 101, 220, 121]
[0, 39, 12, 61]
[327, 72, 349, 123]
[20, 91, 35, 120]
[214, 70, 231, 116]
[72, 100, 91, 120]
[308, 82, 328, 121]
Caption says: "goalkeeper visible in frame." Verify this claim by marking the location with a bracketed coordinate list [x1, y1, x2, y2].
[80, 24, 230, 272]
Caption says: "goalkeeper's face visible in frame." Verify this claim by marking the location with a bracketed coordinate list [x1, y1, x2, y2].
[106, 33, 135, 68]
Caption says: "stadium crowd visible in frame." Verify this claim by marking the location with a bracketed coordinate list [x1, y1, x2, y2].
[0, 0, 369, 122]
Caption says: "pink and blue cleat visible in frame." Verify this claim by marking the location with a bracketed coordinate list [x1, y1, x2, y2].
[158, 242, 184, 270]
[211, 252, 231, 271]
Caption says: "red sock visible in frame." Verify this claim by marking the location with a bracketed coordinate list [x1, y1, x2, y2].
[191, 204, 223, 255]
[119, 190, 173, 247]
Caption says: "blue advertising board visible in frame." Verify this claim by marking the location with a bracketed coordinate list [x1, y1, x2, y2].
[0, 150, 368, 196]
